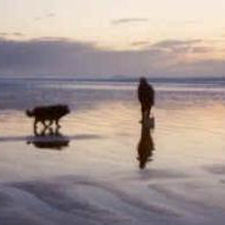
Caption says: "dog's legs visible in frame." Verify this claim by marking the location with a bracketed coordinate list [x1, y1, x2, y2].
[55, 126, 61, 135]
[42, 120, 48, 129]
[34, 119, 38, 133]
[55, 119, 61, 128]
[48, 120, 53, 127]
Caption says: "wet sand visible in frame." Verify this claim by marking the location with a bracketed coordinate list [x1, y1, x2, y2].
[1, 100, 225, 225]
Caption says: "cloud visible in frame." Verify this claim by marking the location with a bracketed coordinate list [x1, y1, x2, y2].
[168, 59, 225, 77]
[191, 46, 213, 53]
[131, 41, 150, 47]
[46, 12, 56, 18]
[0, 32, 8, 36]
[34, 17, 42, 21]
[0, 32, 24, 37]
[151, 39, 203, 54]
[0, 37, 223, 77]
[166, 20, 200, 26]
[34, 12, 56, 21]
[12, 32, 24, 36]
[153, 39, 202, 49]
[111, 18, 148, 25]
[183, 20, 199, 25]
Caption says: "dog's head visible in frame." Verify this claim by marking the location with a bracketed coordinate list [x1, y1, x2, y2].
[26, 109, 33, 117]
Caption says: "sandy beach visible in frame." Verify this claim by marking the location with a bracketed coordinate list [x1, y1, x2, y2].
[1, 0, 225, 223]
[0, 79, 225, 225]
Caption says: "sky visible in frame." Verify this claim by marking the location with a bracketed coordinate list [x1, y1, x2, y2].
[0, 0, 225, 77]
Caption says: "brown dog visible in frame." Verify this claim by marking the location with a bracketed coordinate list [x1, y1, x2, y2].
[26, 104, 70, 129]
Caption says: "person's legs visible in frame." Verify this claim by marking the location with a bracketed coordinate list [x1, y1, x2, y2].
[141, 103, 152, 123]
[148, 106, 152, 118]
[141, 105, 145, 122]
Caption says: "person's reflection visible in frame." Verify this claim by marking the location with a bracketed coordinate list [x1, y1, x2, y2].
[27, 126, 69, 150]
[137, 118, 155, 169]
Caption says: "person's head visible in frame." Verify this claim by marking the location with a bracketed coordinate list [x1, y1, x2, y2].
[139, 77, 147, 84]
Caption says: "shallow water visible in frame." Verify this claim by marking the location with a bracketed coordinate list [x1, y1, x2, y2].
[0, 78, 225, 224]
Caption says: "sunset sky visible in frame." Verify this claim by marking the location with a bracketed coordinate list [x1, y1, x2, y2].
[1, 0, 225, 77]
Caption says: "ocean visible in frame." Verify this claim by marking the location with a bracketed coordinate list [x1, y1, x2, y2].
[0, 77, 225, 225]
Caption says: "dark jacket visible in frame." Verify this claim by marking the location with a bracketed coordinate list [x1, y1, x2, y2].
[138, 79, 154, 107]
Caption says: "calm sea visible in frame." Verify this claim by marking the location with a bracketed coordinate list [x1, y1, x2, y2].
[0, 77, 225, 111]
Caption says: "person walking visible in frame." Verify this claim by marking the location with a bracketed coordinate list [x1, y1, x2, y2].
[137, 77, 154, 123]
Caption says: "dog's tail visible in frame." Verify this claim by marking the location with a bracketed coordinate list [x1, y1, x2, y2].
[26, 109, 34, 117]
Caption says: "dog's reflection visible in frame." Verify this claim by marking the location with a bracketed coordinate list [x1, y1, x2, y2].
[27, 126, 69, 150]
[137, 117, 155, 169]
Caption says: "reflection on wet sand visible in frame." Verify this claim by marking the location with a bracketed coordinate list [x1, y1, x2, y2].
[137, 117, 155, 169]
[27, 127, 70, 150]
